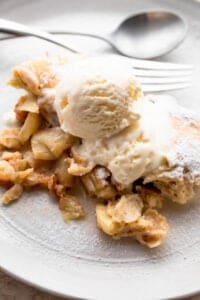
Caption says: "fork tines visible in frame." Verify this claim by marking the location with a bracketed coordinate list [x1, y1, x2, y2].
[129, 57, 192, 92]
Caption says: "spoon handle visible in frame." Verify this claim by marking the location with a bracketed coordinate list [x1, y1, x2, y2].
[0, 18, 79, 54]
[49, 30, 115, 47]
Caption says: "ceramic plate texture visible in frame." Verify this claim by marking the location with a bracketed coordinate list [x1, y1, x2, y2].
[0, 0, 200, 299]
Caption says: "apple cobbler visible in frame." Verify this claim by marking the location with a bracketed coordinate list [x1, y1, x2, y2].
[0, 55, 199, 248]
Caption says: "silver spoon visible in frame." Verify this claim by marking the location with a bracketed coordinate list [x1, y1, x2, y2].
[0, 11, 187, 59]
[53, 11, 187, 59]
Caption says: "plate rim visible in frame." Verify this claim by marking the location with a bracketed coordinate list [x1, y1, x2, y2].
[0, 239, 200, 300]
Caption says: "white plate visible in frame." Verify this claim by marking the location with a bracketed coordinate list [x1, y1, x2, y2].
[0, 0, 200, 299]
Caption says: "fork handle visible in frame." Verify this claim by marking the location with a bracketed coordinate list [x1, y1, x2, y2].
[0, 18, 79, 54]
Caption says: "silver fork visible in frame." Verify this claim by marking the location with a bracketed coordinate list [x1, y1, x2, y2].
[0, 18, 193, 93]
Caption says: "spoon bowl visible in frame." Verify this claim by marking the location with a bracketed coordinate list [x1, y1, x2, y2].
[111, 11, 187, 59]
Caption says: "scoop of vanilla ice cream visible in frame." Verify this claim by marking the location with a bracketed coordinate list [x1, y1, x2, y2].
[54, 56, 142, 139]
[74, 95, 176, 186]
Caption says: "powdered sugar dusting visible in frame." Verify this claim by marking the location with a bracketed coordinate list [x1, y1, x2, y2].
[165, 96, 200, 182]
[137, 95, 200, 183]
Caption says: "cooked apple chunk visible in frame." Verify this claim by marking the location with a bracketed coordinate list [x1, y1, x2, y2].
[31, 127, 75, 160]
[0, 128, 22, 150]
[9, 60, 59, 95]
[55, 155, 75, 188]
[19, 112, 41, 144]
[16, 94, 39, 114]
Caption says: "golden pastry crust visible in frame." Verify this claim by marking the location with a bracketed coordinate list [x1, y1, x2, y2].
[1, 184, 23, 205]
[132, 209, 170, 248]
[155, 178, 195, 204]
[96, 194, 169, 248]
[0, 128, 22, 150]
[8, 60, 59, 96]
[67, 148, 93, 176]
[136, 185, 163, 208]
